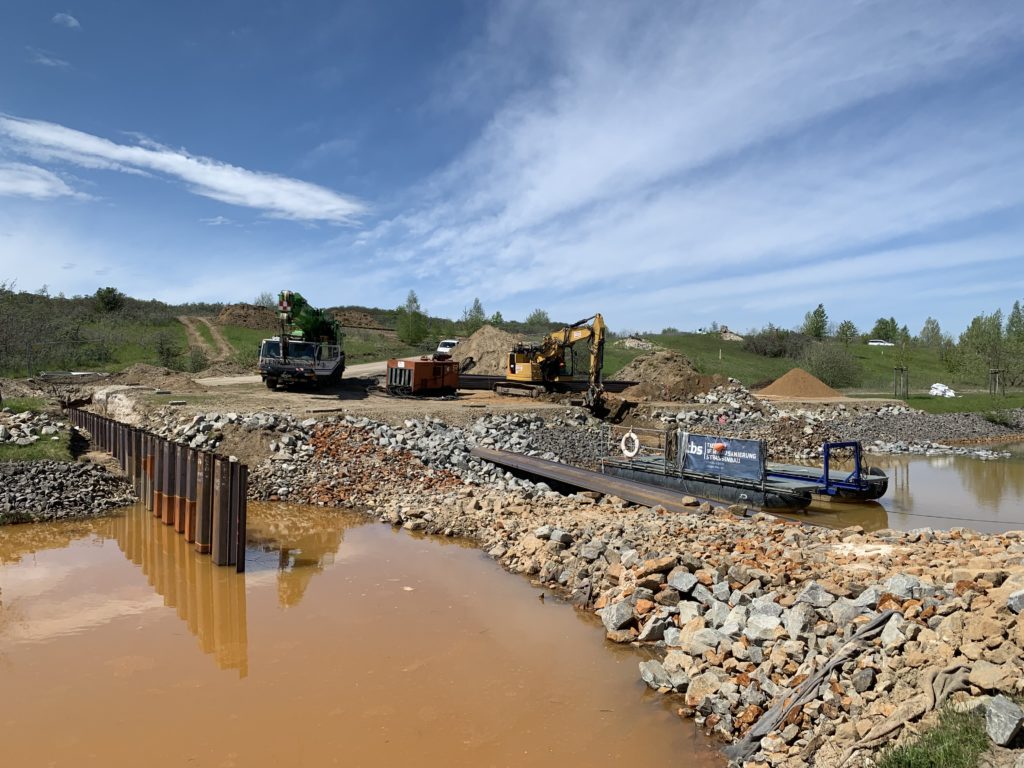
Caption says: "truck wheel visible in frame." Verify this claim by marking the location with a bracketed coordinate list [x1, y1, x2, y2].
[266, 377, 278, 390]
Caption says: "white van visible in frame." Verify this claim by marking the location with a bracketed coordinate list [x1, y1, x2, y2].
[436, 339, 459, 356]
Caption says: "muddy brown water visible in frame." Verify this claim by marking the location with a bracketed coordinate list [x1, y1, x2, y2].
[776, 442, 1024, 533]
[0, 503, 721, 768]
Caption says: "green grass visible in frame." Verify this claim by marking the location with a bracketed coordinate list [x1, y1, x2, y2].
[0, 430, 72, 462]
[219, 325, 268, 357]
[848, 345, 977, 392]
[894, 393, 1024, 415]
[0, 396, 72, 461]
[89, 320, 190, 372]
[2, 396, 47, 414]
[877, 707, 989, 768]
[194, 319, 217, 350]
[342, 329, 420, 364]
[604, 333, 796, 383]
[217, 324, 421, 366]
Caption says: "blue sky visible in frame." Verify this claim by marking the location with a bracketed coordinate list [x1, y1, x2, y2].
[1, 1, 1023, 335]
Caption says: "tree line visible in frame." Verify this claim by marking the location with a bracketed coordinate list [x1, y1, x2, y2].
[392, 290, 561, 346]
[0, 283, 221, 376]
[738, 301, 1024, 388]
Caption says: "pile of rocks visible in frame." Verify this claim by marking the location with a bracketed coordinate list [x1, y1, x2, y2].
[0, 460, 136, 523]
[145, 409, 321, 461]
[866, 441, 1011, 460]
[843, 408, 1024, 448]
[0, 409, 66, 446]
[646, 393, 1019, 462]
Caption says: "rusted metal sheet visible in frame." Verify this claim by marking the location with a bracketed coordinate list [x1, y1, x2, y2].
[66, 408, 248, 569]
[195, 452, 214, 555]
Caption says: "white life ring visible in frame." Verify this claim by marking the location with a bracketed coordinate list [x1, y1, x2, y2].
[620, 430, 640, 458]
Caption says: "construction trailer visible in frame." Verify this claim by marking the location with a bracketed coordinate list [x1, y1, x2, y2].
[386, 356, 460, 395]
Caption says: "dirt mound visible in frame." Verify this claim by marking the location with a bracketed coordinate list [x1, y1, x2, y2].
[618, 350, 720, 401]
[106, 364, 203, 392]
[452, 325, 523, 375]
[217, 303, 277, 330]
[332, 309, 383, 329]
[756, 367, 841, 398]
[197, 360, 253, 377]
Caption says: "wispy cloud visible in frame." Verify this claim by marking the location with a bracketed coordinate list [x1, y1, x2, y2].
[0, 162, 82, 199]
[51, 12, 80, 29]
[0, 116, 367, 223]
[359, 0, 1024, 330]
[26, 46, 70, 68]
[200, 215, 231, 226]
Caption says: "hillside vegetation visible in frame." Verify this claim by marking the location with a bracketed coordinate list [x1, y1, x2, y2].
[0, 284, 214, 377]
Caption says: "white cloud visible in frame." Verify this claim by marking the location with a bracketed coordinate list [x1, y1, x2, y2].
[51, 12, 81, 28]
[200, 215, 231, 226]
[0, 116, 367, 223]
[362, 0, 1024, 330]
[0, 162, 81, 199]
[26, 46, 70, 68]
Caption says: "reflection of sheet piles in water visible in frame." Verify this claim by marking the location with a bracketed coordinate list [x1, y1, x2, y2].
[245, 509, 347, 609]
[106, 508, 248, 677]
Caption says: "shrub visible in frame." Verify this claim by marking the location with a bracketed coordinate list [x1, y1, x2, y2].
[800, 342, 862, 388]
[743, 326, 811, 359]
[187, 345, 209, 373]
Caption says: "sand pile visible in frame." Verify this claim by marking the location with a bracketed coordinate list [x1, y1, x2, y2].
[452, 325, 523, 375]
[618, 350, 721, 401]
[756, 367, 841, 398]
[217, 303, 277, 330]
[107, 364, 203, 391]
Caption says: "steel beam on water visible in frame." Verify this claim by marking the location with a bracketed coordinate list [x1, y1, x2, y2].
[470, 447, 705, 515]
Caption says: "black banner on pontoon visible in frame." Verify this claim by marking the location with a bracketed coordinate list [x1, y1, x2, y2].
[679, 433, 765, 482]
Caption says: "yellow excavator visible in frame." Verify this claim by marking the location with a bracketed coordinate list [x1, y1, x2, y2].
[496, 313, 607, 409]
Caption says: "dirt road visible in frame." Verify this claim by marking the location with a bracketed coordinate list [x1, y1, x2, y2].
[177, 316, 234, 362]
[195, 360, 387, 387]
[150, 359, 563, 427]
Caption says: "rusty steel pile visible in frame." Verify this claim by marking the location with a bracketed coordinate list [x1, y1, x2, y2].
[67, 408, 248, 570]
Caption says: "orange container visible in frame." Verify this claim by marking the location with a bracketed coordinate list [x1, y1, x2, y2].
[386, 357, 460, 394]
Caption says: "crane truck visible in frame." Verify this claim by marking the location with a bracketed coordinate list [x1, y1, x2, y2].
[497, 313, 607, 409]
[258, 291, 346, 389]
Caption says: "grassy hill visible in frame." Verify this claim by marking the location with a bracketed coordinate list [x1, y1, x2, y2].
[604, 332, 1003, 396]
